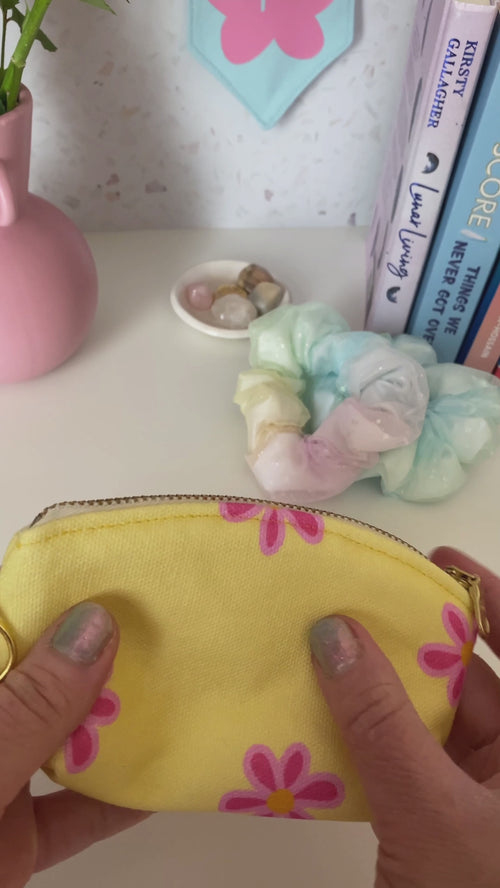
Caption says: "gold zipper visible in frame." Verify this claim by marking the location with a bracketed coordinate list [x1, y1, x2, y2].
[32, 493, 491, 635]
[31, 493, 425, 553]
[444, 567, 490, 638]
[0, 495, 488, 682]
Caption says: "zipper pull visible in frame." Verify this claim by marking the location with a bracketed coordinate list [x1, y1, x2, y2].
[0, 623, 16, 681]
[445, 566, 490, 638]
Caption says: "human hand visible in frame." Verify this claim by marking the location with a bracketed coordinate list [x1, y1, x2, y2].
[310, 548, 500, 888]
[0, 603, 150, 888]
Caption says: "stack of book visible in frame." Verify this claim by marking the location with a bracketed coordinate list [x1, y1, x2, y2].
[365, 0, 500, 376]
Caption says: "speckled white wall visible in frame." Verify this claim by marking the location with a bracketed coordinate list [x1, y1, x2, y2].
[19, 0, 417, 231]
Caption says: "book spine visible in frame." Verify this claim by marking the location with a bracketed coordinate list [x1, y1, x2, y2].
[457, 255, 500, 373]
[461, 262, 500, 372]
[365, 0, 497, 336]
[407, 22, 500, 362]
[365, 0, 430, 286]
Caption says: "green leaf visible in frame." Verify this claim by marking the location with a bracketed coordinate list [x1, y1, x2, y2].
[9, 6, 25, 28]
[33, 22, 56, 51]
[78, 0, 116, 14]
[10, 6, 57, 51]
[34, 24, 56, 51]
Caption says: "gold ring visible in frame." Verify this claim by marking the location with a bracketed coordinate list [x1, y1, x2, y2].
[0, 624, 16, 681]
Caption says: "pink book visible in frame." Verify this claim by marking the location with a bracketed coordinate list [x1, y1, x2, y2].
[365, 0, 498, 335]
[464, 278, 500, 372]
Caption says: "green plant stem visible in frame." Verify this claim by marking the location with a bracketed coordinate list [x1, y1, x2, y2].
[1, 8, 7, 75]
[3, 0, 53, 110]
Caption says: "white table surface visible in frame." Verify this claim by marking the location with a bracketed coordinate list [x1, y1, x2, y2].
[2, 227, 498, 887]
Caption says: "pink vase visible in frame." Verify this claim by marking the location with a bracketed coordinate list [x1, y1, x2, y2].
[0, 87, 98, 383]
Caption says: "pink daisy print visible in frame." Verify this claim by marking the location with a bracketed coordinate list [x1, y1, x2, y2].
[219, 502, 324, 556]
[219, 743, 345, 819]
[418, 603, 476, 707]
[65, 687, 120, 774]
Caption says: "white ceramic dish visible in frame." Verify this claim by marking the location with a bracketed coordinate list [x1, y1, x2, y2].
[170, 260, 291, 339]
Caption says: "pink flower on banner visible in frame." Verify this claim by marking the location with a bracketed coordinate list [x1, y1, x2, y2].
[219, 501, 324, 556]
[65, 688, 121, 774]
[209, 0, 334, 64]
[219, 743, 345, 819]
[418, 604, 476, 707]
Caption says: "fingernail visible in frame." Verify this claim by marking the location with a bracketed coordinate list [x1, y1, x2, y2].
[310, 617, 360, 677]
[51, 603, 114, 665]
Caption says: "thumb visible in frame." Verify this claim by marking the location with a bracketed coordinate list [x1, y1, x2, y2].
[310, 616, 461, 835]
[0, 602, 118, 811]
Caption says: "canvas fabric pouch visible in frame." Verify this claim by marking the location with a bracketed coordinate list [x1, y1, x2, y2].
[0, 496, 485, 821]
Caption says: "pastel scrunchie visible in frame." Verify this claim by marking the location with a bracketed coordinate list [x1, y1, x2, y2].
[235, 304, 500, 503]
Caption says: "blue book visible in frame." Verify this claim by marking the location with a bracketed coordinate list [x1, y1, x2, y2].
[457, 251, 500, 368]
[407, 19, 500, 362]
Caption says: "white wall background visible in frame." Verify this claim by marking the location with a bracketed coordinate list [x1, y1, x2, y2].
[17, 0, 417, 231]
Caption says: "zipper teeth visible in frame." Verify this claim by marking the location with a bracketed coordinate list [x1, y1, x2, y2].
[30, 495, 477, 613]
[31, 494, 424, 556]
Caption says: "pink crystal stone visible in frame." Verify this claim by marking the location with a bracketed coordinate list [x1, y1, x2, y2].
[186, 282, 213, 311]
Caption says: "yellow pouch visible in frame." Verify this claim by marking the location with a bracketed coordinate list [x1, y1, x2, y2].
[0, 496, 486, 822]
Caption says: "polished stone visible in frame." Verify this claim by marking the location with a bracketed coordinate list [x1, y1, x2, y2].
[249, 281, 284, 314]
[211, 293, 258, 329]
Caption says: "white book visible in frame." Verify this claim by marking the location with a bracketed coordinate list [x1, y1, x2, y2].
[365, 0, 499, 335]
